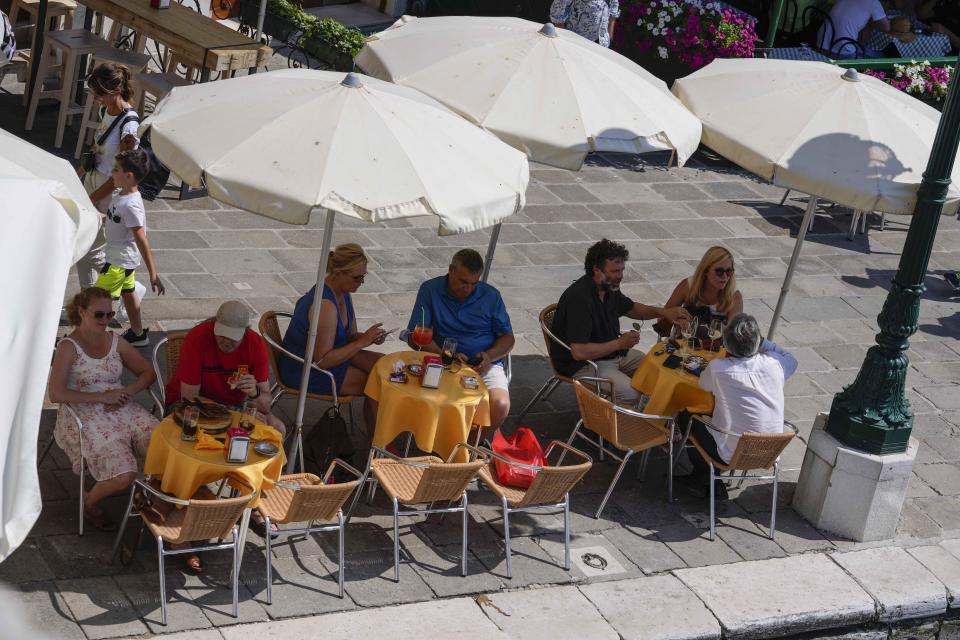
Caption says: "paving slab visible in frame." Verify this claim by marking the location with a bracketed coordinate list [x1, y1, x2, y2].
[581, 574, 722, 640]
[674, 554, 876, 639]
[907, 545, 960, 609]
[537, 532, 642, 583]
[56, 576, 149, 639]
[831, 547, 947, 621]
[601, 524, 687, 574]
[1, 582, 86, 640]
[478, 585, 618, 640]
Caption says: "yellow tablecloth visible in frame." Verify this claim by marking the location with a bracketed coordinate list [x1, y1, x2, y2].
[630, 346, 722, 417]
[143, 413, 285, 508]
[365, 351, 490, 462]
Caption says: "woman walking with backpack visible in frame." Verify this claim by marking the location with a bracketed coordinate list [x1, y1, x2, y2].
[75, 62, 140, 290]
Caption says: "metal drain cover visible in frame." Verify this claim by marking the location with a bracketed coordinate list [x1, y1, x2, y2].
[570, 546, 626, 577]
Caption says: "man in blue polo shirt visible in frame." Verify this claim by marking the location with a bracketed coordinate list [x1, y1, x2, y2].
[407, 248, 514, 432]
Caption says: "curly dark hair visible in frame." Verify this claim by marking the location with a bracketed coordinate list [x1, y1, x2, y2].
[583, 239, 629, 278]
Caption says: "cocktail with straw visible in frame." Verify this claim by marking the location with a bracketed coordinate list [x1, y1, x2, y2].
[411, 306, 432, 350]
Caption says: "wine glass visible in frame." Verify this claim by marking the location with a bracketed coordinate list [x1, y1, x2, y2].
[708, 319, 723, 351]
[680, 317, 698, 359]
[411, 324, 433, 351]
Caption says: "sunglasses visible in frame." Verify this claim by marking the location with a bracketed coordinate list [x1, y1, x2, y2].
[713, 267, 735, 277]
[93, 311, 117, 319]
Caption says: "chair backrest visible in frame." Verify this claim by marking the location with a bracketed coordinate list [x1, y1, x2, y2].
[801, 5, 833, 51]
[572, 379, 619, 444]
[517, 459, 592, 508]
[175, 492, 253, 543]
[258, 310, 287, 386]
[152, 331, 187, 405]
[727, 431, 795, 471]
[539, 303, 569, 377]
[278, 473, 358, 523]
[411, 460, 486, 504]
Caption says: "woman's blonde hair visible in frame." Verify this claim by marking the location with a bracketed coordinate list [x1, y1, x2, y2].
[326, 243, 367, 275]
[65, 287, 113, 326]
[686, 245, 737, 313]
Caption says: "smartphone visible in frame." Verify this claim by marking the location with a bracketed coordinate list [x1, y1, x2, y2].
[663, 354, 683, 369]
[382, 327, 398, 337]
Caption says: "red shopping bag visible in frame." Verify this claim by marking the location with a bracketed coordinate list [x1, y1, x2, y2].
[492, 427, 546, 489]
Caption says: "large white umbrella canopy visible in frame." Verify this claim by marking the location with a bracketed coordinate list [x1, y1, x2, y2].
[356, 16, 702, 171]
[142, 70, 529, 472]
[144, 69, 529, 235]
[672, 58, 960, 337]
[0, 129, 100, 561]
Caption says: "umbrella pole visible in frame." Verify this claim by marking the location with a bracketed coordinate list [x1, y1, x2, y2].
[287, 208, 336, 473]
[254, 0, 268, 42]
[768, 195, 818, 340]
[481, 222, 501, 283]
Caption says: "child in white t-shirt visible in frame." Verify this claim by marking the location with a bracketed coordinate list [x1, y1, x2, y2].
[93, 149, 165, 347]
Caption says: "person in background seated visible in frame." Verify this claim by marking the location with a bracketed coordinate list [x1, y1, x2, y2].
[550, 0, 620, 47]
[657, 245, 743, 336]
[165, 301, 285, 437]
[686, 313, 798, 500]
[280, 243, 386, 432]
[817, 0, 889, 58]
[48, 287, 158, 532]
[550, 239, 690, 405]
[407, 248, 514, 433]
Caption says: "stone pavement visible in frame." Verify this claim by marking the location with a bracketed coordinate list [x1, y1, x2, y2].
[3, 43, 960, 640]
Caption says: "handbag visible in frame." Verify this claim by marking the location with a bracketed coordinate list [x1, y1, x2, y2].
[492, 427, 545, 489]
[303, 406, 355, 480]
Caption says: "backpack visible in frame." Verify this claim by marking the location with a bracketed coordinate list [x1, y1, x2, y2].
[302, 406, 355, 481]
[1, 11, 15, 65]
[116, 111, 171, 201]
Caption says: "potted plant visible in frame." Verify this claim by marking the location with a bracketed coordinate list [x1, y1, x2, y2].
[241, 0, 306, 42]
[864, 61, 953, 111]
[613, 0, 758, 84]
[299, 18, 364, 71]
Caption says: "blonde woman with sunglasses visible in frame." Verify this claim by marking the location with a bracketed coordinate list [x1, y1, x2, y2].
[48, 288, 158, 531]
[658, 245, 743, 336]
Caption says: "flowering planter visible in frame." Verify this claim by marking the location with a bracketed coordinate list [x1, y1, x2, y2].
[614, 22, 694, 85]
[864, 62, 952, 113]
[300, 36, 354, 71]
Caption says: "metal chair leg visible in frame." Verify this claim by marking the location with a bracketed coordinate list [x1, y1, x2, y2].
[598, 436, 605, 462]
[563, 493, 571, 571]
[501, 495, 512, 579]
[345, 450, 374, 522]
[668, 429, 674, 503]
[265, 516, 273, 604]
[737, 470, 748, 489]
[157, 537, 167, 625]
[596, 450, 633, 519]
[337, 511, 345, 598]
[770, 461, 780, 540]
[38, 436, 55, 465]
[708, 463, 716, 541]
[111, 487, 137, 562]
[78, 457, 85, 537]
[557, 421, 582, 465]
[636, 449, 651, 481]
[392, 496, 400, 582]
[460, 493, 468, 577]
[232, 528, 239, 618]
[515, 376, 558, 423]
[779, 188, 791, 206]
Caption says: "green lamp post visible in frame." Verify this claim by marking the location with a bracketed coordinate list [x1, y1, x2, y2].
[825, 68, 960, 454]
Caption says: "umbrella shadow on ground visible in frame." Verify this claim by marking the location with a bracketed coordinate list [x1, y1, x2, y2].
[841, 267, 959, 301]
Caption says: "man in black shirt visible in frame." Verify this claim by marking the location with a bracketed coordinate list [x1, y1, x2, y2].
[551, 239, 690, 403]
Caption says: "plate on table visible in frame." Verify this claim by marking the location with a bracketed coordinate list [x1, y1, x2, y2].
[173, 400, 233, 433]
[253, 442, 279, 457]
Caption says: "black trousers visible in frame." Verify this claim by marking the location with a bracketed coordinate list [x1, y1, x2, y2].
[677, 411, 724, 484]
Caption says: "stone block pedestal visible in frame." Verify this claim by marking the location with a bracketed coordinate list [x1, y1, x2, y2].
[793, 413, 918, 542]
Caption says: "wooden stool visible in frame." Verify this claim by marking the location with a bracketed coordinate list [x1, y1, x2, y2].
[73, 47, 152, 159]
[24, 29, 111, 149]
[132, 71, 192, 115]
[13, 0, 78, 106]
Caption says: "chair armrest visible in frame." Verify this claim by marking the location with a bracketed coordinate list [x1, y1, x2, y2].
[133, 478, 191, 507]
[371, 445, 433, 469]
[693, 414, 740, 437]
[544, 440, 592, 465]
[448, 442, 488, 464]
[574, 375, 615, 400]
[261, 331, 340, 404]
[614, 404, 674, 423]
[479, 446, 545, 472]
[62, 403, 83, 431]
[542, 323, 599, 376]
[149, 389, 164, 418]
[323, 458, 363, 483]
[783, 420, 799, 435]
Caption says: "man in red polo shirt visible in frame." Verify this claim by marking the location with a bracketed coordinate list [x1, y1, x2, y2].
[166, 300, 285, 436]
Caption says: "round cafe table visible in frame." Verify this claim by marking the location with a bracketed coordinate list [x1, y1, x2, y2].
[142, 413, 285, 509]
[364, 350, 491, 462]
[630, 345, 723, 417]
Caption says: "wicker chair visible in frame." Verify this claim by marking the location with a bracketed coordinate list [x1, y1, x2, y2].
[367, 443, 486, 580]
[478, 441, 592, 578]
[569, 378, 677, 518]
[111, 477, 258, 625]
[39, 404, 87, 535]
[688, 416, 797, 541]
[258, 310, 355, 472]
[515, 303, 599, 422]
[148, 331, 187, 414]
[257, 459, 362, 603]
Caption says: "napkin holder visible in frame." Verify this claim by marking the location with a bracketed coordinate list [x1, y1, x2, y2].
[421, 356, 443, 389]
[225, 426, 250, 463]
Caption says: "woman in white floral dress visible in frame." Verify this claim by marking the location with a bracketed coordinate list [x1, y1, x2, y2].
[49, 287, 158, 531]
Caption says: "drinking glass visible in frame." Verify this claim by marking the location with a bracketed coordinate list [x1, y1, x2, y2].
[411, 324, 433, 351]
[181, 405, 198, 440]
[239, 403, 257, 433]
[681, 317, 698, 358]
[708, 319, 723, 351]
[441, 337, 458, 369]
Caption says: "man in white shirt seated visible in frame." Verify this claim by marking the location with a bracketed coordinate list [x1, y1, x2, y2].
[818, 0, 890, 58]
[686, 313, 798, 500]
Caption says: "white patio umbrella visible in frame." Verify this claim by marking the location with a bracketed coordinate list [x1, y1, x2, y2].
[672, 58, 960, 337]
[142, 69, 529, 470]
[0, 129, 100, 561]
[356, 16, 702, 171]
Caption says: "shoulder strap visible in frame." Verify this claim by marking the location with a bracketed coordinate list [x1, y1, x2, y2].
[96, 108, 140, 147]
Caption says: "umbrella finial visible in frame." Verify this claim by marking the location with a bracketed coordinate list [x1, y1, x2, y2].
[539, 23, 559, 37]
[841, 68, 861, 83]
[341, 72, 363, 88]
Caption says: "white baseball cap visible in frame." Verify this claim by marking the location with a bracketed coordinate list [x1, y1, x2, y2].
[213, 301, 250, 342]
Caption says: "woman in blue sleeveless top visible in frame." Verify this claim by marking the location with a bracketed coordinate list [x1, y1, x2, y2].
[280, 244, 386, 427]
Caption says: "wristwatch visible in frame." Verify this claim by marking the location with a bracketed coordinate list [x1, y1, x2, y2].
[249, 386, 261, 400]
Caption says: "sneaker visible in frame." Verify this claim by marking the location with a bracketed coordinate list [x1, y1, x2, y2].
[122, 328, 150, 347]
